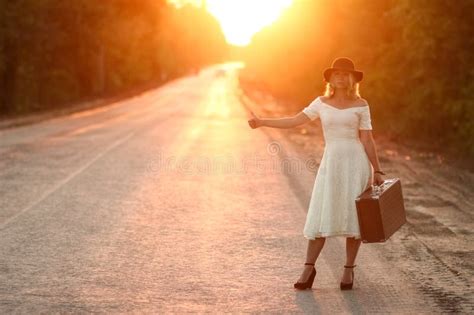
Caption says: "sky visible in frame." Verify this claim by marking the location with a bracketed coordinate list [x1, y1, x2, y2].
[168, 0, 294, 46]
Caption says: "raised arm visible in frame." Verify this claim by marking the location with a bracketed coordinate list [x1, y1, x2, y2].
[248, 111, 311, 129]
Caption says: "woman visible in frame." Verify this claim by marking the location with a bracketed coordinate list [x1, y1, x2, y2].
[247, 57, 385, 290]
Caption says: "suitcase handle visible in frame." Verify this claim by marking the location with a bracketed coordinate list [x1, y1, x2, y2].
[370, 178, 396, 196]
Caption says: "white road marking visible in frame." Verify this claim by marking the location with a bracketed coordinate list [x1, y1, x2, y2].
[0, 130, 136, 231]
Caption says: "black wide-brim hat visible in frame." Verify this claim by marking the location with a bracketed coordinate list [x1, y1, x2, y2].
[323, 57, 363, 82]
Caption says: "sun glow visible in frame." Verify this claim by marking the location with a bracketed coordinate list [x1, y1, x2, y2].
[168, 0, 293, 47]
[206, 0, 293, 46]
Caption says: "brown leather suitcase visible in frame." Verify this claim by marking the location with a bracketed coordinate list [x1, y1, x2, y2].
[355, 178, 407, 243]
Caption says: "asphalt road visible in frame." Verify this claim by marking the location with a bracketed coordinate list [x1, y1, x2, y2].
[0, 63, 471, 313]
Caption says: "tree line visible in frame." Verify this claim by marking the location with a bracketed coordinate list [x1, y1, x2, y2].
[241, 0, 473, 159]
[0, 0, 227, 116]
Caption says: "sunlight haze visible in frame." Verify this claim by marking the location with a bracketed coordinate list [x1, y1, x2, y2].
[169, 0, 293, 46]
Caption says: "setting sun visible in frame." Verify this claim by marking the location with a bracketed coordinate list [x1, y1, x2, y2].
[168, 0, 293, 46]
[206, 0, 293, 46]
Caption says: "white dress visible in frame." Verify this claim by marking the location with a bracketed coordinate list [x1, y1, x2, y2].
[301, 96, 374, 240]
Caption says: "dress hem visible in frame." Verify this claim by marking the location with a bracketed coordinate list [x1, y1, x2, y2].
[304, 232, 361, 240]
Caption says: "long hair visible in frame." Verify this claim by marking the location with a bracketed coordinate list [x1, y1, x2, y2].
[323, 73, 361, 99]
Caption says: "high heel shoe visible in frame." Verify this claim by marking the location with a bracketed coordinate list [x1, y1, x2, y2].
[340, 264, 356, 290]
[294, 262, 316, 290]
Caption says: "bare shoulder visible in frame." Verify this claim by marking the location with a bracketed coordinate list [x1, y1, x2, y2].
[356, 98, 369, 107]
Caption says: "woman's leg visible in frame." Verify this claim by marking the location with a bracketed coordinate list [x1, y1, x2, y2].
[341, 236, 362, 283]
[297, 237, 326, 282]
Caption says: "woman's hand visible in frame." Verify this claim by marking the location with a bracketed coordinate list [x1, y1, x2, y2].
[374, 173, 384, 186]
[248, 111, 263, 129]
